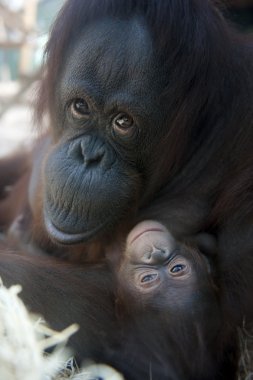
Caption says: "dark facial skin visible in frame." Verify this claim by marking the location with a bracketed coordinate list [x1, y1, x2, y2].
[43, 18, 167, 245]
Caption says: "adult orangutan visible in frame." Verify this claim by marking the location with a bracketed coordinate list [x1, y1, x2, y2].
[28, 0, 253, 321]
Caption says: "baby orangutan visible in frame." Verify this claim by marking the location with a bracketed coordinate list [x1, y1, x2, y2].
[115, 221, 238, 380]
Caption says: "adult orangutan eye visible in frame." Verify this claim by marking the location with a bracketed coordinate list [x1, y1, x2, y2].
[70, 98, 90, 118]
[113, 113, 134, 135]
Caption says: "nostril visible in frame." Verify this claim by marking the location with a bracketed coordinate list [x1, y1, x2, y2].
[83, 148, 105, 166]
[67, 140, 84, 161]
[68, 138, 106, 166]
[79, 138, 106, 166]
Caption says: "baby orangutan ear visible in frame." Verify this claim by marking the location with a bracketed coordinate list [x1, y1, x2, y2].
[185, 233, 217, 274]
[190, 233, 217, 258]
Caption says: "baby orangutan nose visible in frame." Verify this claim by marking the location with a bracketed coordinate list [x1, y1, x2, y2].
[126, 220, 176, 265]
[149, 247, 169, 264]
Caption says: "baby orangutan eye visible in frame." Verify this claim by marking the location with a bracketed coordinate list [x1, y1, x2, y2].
[141, 273, 158, 283]
[135, 270, 160, 290]
[168, 258, 190, 278]
[170, 264, 186, 274]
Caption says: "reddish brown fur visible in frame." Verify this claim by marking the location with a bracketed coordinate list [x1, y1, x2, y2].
[0, 1, 252, 378]
[0, 150, 30, 200]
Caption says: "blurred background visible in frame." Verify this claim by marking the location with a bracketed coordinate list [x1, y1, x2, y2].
[0, 0, 64, 156]
[0, 0, 252, 157]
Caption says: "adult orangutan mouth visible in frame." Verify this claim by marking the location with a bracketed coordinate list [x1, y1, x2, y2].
[44, 209, 109, 245]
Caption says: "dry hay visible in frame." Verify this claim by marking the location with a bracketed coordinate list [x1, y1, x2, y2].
[238, 322, 253, 380]
[0, 278, 124, 380]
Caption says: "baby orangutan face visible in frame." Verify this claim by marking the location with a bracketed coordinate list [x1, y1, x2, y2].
[120, 220, 217, 314]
